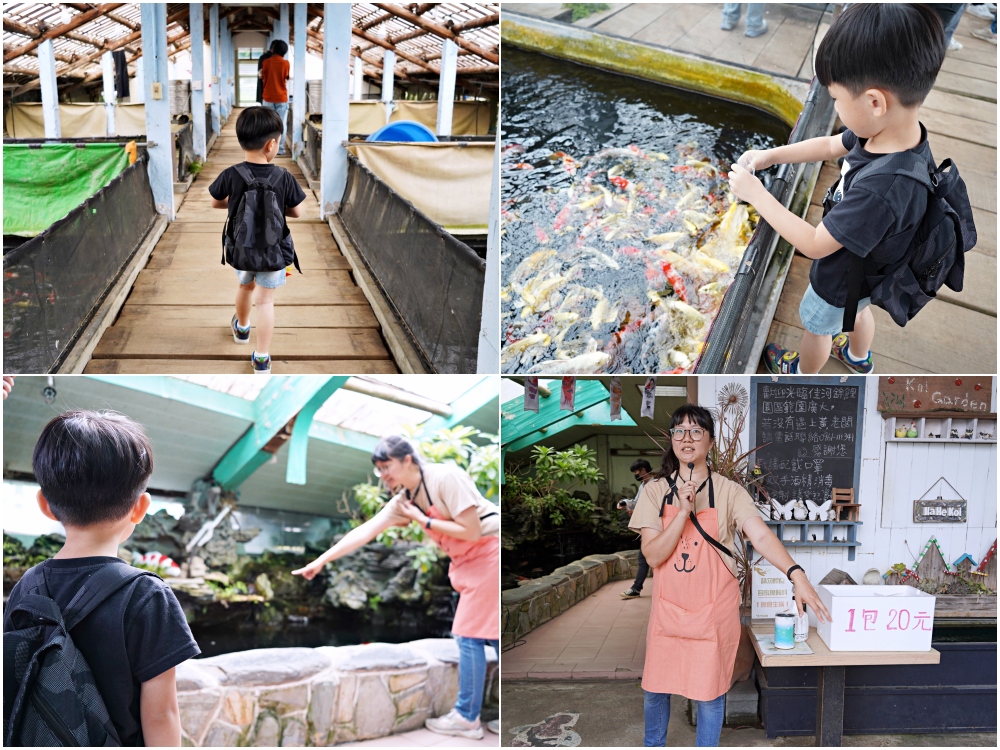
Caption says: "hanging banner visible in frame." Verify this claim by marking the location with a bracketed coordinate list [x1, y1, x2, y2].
[560, 377, 576, 411]
[609, 377, 622, 421]
[641, 377, 657, 418]
[524, 377, 539, 412]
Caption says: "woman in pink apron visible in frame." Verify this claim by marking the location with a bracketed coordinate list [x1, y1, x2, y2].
[633, 405, 830, 746]
[293, 436, 499, 741]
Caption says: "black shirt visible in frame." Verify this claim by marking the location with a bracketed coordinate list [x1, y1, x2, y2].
[3, 557, 201, 746]
[811, 125, 933, 307]
[256, 51, 273, 105]
[208, 162, 306, 226]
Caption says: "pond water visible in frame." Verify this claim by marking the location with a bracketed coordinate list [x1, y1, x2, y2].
[192, 607, 454, 658]
[501, 48, 791, 374]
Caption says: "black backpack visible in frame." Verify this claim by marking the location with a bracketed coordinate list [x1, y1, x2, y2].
[221, 164, 301, 274]
[823, 151, 977, 332]
[4, 563, 158, 747]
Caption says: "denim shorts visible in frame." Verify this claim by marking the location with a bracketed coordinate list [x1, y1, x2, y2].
[799, 283, 870, 336]
[235, 269, 286, 289]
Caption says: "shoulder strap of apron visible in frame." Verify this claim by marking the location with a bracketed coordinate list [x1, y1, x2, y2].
[687, 474, 736, 560]
[407, 466, 433, 507]
[659, 471, 709, 517]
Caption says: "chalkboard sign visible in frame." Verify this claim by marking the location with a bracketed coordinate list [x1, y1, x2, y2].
[749, 378, 866, 506]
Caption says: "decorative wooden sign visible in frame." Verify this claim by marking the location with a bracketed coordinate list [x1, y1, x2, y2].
[877, 377, 993, 414]
[913, 499, 967, 523]
[751, 562, 793, 620]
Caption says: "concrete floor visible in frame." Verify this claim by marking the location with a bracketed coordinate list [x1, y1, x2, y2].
[499, 680, 997, 747]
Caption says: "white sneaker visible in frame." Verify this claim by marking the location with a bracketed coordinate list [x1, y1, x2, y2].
[948, 38, 964, 50]
[487, 719, 500, 734]
[425, 709, 484, 740]
[968, 4, 995, 19]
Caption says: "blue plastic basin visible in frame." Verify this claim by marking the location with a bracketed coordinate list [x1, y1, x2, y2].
[366, 120, 439, 142]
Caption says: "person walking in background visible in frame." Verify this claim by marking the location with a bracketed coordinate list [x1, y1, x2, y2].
[934, 4, 967, 51]
[720, 4, 767, 38]
[970, 5, 998, 42]
[620, 459, 654, 599]
[255, 46, 273, 105]
[258, 39, 290, 156]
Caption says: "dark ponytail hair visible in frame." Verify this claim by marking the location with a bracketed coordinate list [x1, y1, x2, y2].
[371, 435, 422, 466]
[656, 404, 716, 479]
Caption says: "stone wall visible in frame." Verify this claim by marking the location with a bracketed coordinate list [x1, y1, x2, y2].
[501, 550, 641, 648]
[176, 640, 498, 746]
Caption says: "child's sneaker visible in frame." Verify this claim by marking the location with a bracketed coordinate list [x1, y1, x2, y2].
[763, 344, 800, 374]
[251, 351, 271, 375]
[425, 709, 483, 740]
[830, 333, 874, 374]
[231, 314, 250, 344]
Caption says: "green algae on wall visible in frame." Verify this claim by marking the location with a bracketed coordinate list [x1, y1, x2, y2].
[501, 15, 805, 129]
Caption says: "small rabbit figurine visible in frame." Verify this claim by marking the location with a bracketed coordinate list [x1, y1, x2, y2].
[906, 421, 918, 438]
[895, 423, 908, 438]
[827, 507, 837, 521]
[793, 501, 808, 521]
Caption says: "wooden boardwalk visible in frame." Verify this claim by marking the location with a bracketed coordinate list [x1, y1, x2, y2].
[85, 110, 397, 374]
[512, 3, 997, 374]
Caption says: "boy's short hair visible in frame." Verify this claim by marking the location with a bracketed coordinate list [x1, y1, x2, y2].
[236, 106, 284, 151]
[32, 410, 154, 527]
[270, 39, 288, 57]
[815, 4, 944, 107]
[630, 459, 653, 474]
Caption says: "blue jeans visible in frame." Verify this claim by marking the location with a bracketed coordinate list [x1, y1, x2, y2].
[262, 100, 289, 154]
[643, 691, 726, 747]
[943, 4, 966, 45]
[453, 636, 498, 722]
[722, 3, 764, 31]
[993, 11, 996, 34]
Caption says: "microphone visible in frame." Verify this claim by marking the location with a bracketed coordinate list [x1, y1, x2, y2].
[688, 462, 695, 482]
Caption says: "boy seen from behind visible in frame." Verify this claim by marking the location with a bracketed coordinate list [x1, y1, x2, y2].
[210, 106, 305, 374]
[4, 411, 200, 746]
[728, 4, 954, 374]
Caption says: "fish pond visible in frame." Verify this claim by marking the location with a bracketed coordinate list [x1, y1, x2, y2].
[501, 48, 791, 374]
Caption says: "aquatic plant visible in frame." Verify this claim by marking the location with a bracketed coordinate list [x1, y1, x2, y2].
[501, 444, 603, 550]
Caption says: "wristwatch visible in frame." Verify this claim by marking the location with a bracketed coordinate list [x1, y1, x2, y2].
[425, 517, 432, 530]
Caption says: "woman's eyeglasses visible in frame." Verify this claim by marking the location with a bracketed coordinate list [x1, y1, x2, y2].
[670, 428, 706, 440]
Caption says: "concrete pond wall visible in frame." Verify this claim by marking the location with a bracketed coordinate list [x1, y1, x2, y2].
[176, 640, 498, 746]
[501, 550, 640, 648]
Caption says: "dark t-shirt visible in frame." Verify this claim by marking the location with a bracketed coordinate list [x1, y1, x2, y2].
[3, 557, 200, 747]
[811, 125, 933, 307]
[208, 162, 306, 226]
[256, 51, 273, 105]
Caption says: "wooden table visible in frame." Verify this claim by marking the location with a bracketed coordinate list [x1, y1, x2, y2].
[750, 625, 940, 746]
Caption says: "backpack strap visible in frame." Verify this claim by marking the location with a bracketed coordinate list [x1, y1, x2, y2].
[263, 168, 284, 246]
[57, 564, 158, 632]
[840, 151, 934, 332]
[232, 163, 259, 186]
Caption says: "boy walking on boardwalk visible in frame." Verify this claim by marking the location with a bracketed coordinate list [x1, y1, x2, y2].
[4, 411, 200, 746]
[210, 106, 305, 374]
[728, 4, 958, 374]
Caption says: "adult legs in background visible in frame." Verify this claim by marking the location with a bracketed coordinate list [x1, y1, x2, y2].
[720, 3, 742, 29]
[633, 548, 650, 592]
[262, 100, 290, 155]
[943, 4, 967, 48]
[694, 694, 727, 747]
[743, 3, 766, 34]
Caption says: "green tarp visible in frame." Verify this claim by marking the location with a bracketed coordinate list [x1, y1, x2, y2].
[3, 143, 130, 237]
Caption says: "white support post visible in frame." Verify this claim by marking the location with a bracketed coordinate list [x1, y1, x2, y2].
[220, 16, 230, 121]
[190, 3, 207, 159]
[37, 39, 61, 139]
[381, 50, 395, 123]
[477, 130, 501, 373]
[133, 57, 144, 103]
[141, 2, 174, 218]
[279, 3, 290, 42]
[227, 20, 235, 110]
[209, 3, 220, 134]
[320, 2, 351, 217]
[292, 2, 307, 159]
[101, 50, 116, 136]
[352, 56, 364, 101]
[436, 39, 457, 137]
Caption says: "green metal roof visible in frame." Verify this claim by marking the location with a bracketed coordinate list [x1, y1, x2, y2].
[2, 375, 498, 517]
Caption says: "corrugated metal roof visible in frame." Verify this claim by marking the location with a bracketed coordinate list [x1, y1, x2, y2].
[3, 3, 497, 91]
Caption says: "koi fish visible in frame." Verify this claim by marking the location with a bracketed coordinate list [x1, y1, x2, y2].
[527, 351, 611, 374]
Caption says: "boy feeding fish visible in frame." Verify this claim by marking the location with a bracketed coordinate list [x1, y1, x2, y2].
[728, 4, 976, 375]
